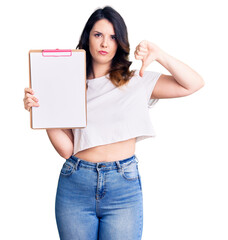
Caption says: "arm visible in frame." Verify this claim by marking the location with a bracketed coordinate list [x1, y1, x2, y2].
[135, 40, 205, 98]
[24, 88, 74, 159]
[46, 129, 74, 159]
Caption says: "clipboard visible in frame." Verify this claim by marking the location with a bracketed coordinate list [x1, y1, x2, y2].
[29, 49, 87, 129]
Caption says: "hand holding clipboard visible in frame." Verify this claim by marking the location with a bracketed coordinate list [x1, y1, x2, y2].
[24, 87, 39, 111]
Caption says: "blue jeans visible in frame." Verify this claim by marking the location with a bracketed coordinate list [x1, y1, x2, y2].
[55, 154, 143, 240]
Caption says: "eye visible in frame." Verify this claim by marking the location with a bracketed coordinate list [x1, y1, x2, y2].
[111, 35, 117, 40]
[94, 33, 101, 37]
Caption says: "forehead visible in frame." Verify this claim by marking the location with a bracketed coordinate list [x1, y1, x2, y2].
[91, 19, 115, 34]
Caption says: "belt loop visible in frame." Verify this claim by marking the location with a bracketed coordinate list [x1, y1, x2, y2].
[96, 163, 100, 172]
[134, 154, 139, 163]
[115, 161, 122, 173]
[75, 159, 81, 171]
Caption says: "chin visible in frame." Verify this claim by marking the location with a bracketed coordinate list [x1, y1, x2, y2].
[95, 57, 113, 65]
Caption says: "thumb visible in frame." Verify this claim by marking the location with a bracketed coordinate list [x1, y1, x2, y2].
[139, 61, 146, 77]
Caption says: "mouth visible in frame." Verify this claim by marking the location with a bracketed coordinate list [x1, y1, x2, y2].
[99, 51, 108, 55]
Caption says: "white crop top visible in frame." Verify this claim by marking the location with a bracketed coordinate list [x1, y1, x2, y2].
[72, 70, 162, 155]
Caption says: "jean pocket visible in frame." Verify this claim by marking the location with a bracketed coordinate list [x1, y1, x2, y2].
[60, 160, 75, 176]
[121, 160, 139, 181]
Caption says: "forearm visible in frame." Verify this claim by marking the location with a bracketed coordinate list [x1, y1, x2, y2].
[157, 50, 205, 91]
[46, 129, 74, 159]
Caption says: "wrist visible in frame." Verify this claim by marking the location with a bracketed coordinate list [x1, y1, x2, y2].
[156, 48, 167, 64]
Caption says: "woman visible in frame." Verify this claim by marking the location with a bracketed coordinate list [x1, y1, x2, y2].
[23, 6, 204, 240]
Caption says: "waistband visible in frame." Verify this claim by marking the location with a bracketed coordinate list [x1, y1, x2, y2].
[66, 154, 138, 171]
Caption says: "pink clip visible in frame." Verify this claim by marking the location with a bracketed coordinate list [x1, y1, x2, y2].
[42, 49, 72, 57]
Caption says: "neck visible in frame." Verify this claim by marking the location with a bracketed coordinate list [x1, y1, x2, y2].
[89, 62, 111, 79]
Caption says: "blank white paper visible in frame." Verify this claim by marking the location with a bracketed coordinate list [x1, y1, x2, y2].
[29, 50, 86, 129]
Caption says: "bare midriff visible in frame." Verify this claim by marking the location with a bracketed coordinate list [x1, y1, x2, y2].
[74, 137, 136, 163]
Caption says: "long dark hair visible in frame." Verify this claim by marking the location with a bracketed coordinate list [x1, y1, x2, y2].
[76, 6, 135, 87]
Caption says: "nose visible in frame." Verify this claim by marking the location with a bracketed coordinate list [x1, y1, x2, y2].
[101, 37, 108, 48]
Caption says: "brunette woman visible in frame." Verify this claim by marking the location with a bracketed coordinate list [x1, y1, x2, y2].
[24, 6, 204, 240]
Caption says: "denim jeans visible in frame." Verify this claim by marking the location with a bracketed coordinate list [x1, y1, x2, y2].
[55, 154, 143, 240]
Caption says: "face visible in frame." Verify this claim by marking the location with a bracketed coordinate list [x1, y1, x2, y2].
[89, 19, 118, 66]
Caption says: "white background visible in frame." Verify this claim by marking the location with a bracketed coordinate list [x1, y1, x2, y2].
[0, 0, 227, 239]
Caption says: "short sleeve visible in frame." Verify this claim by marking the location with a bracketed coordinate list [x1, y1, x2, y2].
[141, 71, 162, 108]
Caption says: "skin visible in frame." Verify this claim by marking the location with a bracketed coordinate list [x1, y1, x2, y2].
[88, 19, 118, 79]
[24, 19, 204, 162]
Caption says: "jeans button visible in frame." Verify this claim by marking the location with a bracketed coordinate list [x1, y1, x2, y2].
[98, 164, 105, 168]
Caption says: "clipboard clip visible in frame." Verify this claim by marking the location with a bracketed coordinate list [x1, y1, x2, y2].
[42, 49, 72, 57]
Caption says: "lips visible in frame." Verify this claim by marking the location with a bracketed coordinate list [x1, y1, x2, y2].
[99, 51, 108, 55]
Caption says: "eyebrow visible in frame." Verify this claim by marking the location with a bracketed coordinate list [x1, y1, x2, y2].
[93, 30, 116, 36]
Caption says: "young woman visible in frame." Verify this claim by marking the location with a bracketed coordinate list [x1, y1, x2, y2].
[23, 6, 204, 240]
